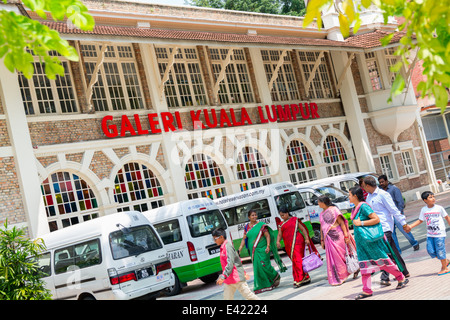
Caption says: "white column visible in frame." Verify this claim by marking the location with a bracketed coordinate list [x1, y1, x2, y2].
[247, 48, 291, 183]
[139, 44, 188, 202]
[0, 61, 50, 237]
[330, 51, 376, 172]
[416, 110, 439, 193]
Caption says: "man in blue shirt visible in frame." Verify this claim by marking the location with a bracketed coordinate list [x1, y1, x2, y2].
[362, 176, 410, 286]
[378, 175, 419, 253]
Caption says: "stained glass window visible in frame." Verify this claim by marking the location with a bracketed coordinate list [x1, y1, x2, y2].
[286, 140, 317, 184]
[114, 162, 164, 212]
[236, 147, 272, 191]
[185, 154, 227, 200]
[41, 172, 99, 232]
[323, 136, 350, 176]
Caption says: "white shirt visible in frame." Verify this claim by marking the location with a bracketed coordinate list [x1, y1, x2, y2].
[366, 187, 406, 232]
[419, 204, 448, 238]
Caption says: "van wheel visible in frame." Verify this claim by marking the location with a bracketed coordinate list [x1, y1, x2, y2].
[199, 273, 219, 284]
[311, 224, 321, 244]
[165, 271, 182, 296]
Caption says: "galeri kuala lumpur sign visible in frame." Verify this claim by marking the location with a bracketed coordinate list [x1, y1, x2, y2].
[101, 103, 320, 138]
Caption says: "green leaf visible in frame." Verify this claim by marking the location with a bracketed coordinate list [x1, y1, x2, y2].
[361, 0, 372, 8]
[432, 85, 449, 109]
[391, 74, 405, 97]
[343, 0, 355, 23]
[380, 33, 394, 46]
[338, 12, 350, 38]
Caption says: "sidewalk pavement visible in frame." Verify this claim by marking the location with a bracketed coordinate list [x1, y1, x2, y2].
[297, 190, 450, 300]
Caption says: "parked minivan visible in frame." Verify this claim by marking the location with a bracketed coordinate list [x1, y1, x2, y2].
[304, 172, 378, 193]
[35, 211, 174, 300]
[296, 182, 353, 243]
[214, 181, 313, 257]
[142, 198, 229, 296]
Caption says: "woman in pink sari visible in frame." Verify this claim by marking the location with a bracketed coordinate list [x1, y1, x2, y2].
[319, 195, 359, 286]
[276, 206, 319, 288]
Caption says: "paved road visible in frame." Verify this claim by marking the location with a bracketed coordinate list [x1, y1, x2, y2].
[158, 190, 450, 300]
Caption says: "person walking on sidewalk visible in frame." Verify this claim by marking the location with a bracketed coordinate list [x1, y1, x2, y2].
[318, 195, 359, 286]
[362, 176, 410, 286]
[238, 210, 286, 294]
[276, 206, 318, 288]
[378, 174, 420, 253]
[213, 228, 260, 300]
[404, 191, 450, 276]
[349, 187, 408, 299]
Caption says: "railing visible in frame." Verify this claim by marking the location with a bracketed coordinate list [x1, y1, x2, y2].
[430, 149, 450, 182]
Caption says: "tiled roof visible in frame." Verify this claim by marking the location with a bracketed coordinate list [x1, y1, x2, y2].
[42, 21, 407, 49]
[345, 29, 409, 48]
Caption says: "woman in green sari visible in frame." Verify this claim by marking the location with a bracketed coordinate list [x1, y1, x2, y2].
[238, 210, 287, 294]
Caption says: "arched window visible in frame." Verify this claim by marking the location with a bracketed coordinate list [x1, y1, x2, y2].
[41, 172, 99, 232]
[323, 136, 350, 176]
[236, 146, 272, 191]
[185, 154, 227, 199]
[114, 162, 164, 212]
[286, 140, 317, 184]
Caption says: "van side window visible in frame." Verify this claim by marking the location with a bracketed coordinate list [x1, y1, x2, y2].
[222, 199, 271, 226]
[275, 191, 306, 212]
[186, 209, 228, 238]
[300, 192, 317, 206]
[35, 252, 52, 278]
[154, 219, 183, 245]
[340, 180, 355, 192]
[54, 239, 101, 274]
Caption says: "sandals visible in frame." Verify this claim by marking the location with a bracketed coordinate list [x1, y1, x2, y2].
[396, 278, 409, 289]
[353, 270, 360, 279]
[294, 277, 312, 288]
[355, 292, 372, 300]
[380, 280, 391, 286]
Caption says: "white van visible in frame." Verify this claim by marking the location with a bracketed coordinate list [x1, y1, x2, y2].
[35, 211, 174, 300]
[302, 172, 378, 193]
[214, 181, 313, 258]
[142, 198, 229, 296]
[296, 182, 354, 243]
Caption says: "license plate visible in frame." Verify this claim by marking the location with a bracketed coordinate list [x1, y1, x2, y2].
[208, 246, 220, 255]
[136, 267, 153, 279]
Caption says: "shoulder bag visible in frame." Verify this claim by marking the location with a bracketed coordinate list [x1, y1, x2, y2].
[345, 244, 360, 273]
[302, 243, 323, 273]
[355, 210, 384, 242]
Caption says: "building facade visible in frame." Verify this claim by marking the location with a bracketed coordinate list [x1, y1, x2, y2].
[0, 1, 437, 237]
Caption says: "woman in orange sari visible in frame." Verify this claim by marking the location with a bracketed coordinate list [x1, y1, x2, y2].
[276, 206, 319, 288]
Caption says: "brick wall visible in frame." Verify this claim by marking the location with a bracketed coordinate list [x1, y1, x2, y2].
[0, 157, 25, 225]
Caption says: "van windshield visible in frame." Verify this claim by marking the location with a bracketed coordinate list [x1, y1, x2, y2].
[109, 225, 163, 260]
[274, 191, 306, 212]
[186, 209, 228, 238]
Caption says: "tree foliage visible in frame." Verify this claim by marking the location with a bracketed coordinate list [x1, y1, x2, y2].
[189, 0, 305, 16]
[0, 0, 94, 80]
[303, 0, 450, 110]
[0, 220, 52, 300]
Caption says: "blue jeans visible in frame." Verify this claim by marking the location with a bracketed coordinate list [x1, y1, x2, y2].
[392, 216, 418, 254]
[427, 237, 447, 260]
